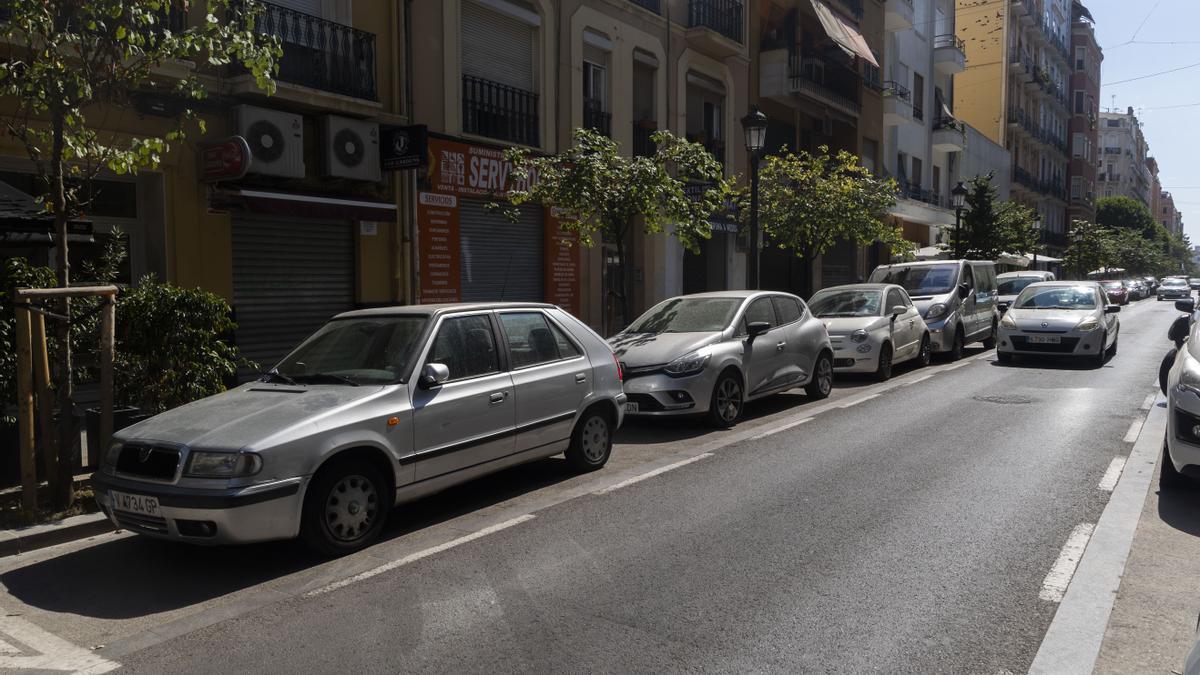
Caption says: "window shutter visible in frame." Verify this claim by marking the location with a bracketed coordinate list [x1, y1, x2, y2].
[462, 1, 536, 92]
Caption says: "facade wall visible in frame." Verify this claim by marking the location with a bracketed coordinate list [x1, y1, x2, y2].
[1067, 4, 1101, 224]
[961, 124, 1013, 200]
[1097, 109, 1151, 209]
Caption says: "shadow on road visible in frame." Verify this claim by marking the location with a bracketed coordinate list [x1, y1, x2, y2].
[1157, 482, 1200, 537]
[990, 354, 1105, 371]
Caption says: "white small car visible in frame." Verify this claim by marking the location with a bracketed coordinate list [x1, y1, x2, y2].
[997, 281, 1120, 366]
[809, 283, 931, 380]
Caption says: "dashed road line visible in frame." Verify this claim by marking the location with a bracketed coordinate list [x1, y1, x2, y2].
[1122, 418, 1144, 444]
[1097, 458, 1126, 492]
[904, 373, 934, 385]
[593, 453, 714, 495]
[837, 393, 880, 408]
[1141, 393, 1156, 410]
[305, 514, 537, 597]
[750, 417, 813, 441]
[1039, 523, 1096, 603]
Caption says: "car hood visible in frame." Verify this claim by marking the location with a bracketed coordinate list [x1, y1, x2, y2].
[609, 331, 723, 368]
[820, 316, 889, 335]
[115, 382, 389, 451]
[1006, 308, 1095, 330]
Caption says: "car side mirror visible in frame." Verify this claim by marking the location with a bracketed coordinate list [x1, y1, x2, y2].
[1176, 298, 1196, 314]
[890, 305, 907, 318]
[746, 321, 771, 339]
[1104, 304, 1120, 314]
[958, 283, 971, 299]
[419, 363, 450, 389]
[1169, 316, 1190, 346]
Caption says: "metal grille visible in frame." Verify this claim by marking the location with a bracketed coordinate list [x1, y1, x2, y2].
[688, 0, 743, 43]
[115, 445, 180, 481]
[462, 75, 540, 146]
[584, 99, 611, 137]
[114, 512, 169, 535]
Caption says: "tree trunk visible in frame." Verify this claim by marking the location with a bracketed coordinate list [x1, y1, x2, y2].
[50, 108, 75, 510]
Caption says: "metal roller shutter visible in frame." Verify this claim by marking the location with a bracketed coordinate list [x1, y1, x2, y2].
[461, 1, 536, 91]
[232, 217, 355, 375]
[458, 199, 543, 302]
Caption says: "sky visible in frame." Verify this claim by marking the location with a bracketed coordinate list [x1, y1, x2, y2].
[1090, 0, 1200, 243]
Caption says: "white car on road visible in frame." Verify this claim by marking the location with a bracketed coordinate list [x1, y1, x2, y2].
[809, 283, 931, 381]
[996, 281, 1120, 367]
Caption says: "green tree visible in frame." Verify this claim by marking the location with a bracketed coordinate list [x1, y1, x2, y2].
[944, 173, 1040, 260]
[502, 127, 732, 332]
[752, 146, 899, 295]
[0, 1, 279, 507]
[1096, 196, 1163, 241]
[1063, 219, 1115, 280]
[1107, 227, 1165, 275]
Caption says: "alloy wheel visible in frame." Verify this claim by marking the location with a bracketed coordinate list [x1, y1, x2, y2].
[716, 378, 742, 423]
[325, 474, 378, 543]
[817, 357, 833, 396]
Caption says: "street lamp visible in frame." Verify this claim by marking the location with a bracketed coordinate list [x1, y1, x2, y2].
[951, 181, 969, 259]
[741, 105, 768, 290]
[1032, 214, 1042, 269]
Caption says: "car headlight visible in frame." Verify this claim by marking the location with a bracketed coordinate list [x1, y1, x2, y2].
[925, 303, 948, 320]
[1179, 353, 1200, 396]
[101, 440, 124, 474]
[1075, 317, 1100, 332]
[663, 350, 711, 377]
[1000, 313, 1018, 329]
[185, 451, 263, 478]
[850, 329, 869, 343]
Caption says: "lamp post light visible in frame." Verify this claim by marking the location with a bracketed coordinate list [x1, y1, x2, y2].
[951, 181, 968, 259]
[1032, 214, 1042, 270]
[741, 105, 768, 290]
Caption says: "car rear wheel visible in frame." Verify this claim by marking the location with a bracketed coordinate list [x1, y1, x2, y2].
[1092, 332, 1107, 368]
[805, 353, 833, 400]
[707, 372, 744, 428]
[1161, 438, 1187, 489]
[915, 335, 932, 368]
[565, 408, 612, 472]
[982, 321, 998, 349]
[300, 459, 389, 556]
[875, 343, 893, 382]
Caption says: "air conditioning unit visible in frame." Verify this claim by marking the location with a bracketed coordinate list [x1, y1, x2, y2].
[320, 116, 381, 182]
[234, 105, 305, 178]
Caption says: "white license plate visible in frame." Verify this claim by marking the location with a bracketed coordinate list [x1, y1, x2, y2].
[110, 490, 160, 517]
[1028, 335, 1061, 344]
[624, 402, 639, 414]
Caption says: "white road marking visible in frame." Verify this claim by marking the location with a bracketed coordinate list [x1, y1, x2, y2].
[903, 373, 934, 386]
[0, 613, 119, 672]
[305, 514, 536, 597]
[1122, 418, 1144, 444]
[1039, 523, 1096, 603]
[943, 361, 970, 371]
[1098, 458, 1126, 492]
[1141, 394, 1156, 410]
[749, 417, 813, 441]
[593, 453, 713, 495]
[837, 393, 880, 408]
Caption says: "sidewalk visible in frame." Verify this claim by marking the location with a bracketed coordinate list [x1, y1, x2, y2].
[1094, 442, 1200, 673]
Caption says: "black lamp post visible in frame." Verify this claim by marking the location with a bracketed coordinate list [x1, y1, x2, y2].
[951, 181, 968, 259]
[1073, 229, 1084, 280]
[1032, 214, 1042, 269]
[741, 105, 768, 290]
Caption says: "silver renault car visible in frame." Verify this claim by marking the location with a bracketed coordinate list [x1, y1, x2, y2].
[610, 291, 833, 428]
[93, 303, 625, 555]
[996, 281, 1119, 366]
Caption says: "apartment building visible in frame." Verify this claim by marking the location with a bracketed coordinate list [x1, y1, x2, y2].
[1097, 108, 1151, 209]
[1160, 191, 1184, 237]
[954, 0, 1072, 254]
[1067, 0, 1101, 224]
[1147, 157, 1162, 226]
[756, 0, 884, 292]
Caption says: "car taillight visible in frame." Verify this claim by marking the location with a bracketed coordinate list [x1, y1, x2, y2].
[613, 353, 623, 381]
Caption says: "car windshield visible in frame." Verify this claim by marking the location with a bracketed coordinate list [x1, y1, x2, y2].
[997, 277, 1039, 295]
[625, 297, 742, 334]
[272, 316, 428, 385]
[1014, 286, 1098, 310]
[869, 264, 959, 296]
[809, 290, 882, 317]
[1101, 281, 1124, 289]
[1163, 279, 1188, 287]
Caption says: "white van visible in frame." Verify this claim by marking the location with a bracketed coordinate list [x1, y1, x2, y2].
[996, 270, 1057, 313]
[868, 260, 1000, 359]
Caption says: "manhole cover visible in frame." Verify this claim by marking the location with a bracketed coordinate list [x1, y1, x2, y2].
[972, 394, 1036, 405]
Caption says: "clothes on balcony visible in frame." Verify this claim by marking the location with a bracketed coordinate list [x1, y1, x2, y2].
[809, 0, 878, 66]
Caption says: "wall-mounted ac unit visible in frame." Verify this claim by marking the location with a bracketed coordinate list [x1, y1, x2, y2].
[234, 105, 305, 178]
[320, 115, 381, 182]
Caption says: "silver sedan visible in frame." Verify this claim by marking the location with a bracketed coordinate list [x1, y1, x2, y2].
[809, 284, 931, 380]
[997, 281, 1120, 366]
[610, 291, 833, 428]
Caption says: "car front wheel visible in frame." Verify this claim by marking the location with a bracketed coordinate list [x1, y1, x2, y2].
[875, 343, 893, 382]
[708, 371, 744, 428]
[805, 353, 833, 399]
[301, 459, 389, 556]
[915, 335, 932, 368]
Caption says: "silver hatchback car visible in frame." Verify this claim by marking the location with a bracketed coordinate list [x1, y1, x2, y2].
[610, 291, 833, 428]
[92, 303, 625, 555]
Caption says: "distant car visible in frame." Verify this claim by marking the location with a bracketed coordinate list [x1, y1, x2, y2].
[1159, 277, 1191, 301]
[998, 281, 1120, 366]
[1190, 277, 1200, 290]
[1143, 276, 1159, 293]
[808, 283, 931, 381]
[610, 291, 833, 428]
[93, 302, 626, 554]
[1101, 280, 1130, 305]
[1125, 279, 1147, 300]
[996, 270, 1056, 313]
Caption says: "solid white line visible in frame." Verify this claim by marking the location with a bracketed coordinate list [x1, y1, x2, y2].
[593, 453, 714, 495]
[304, 514, 536, 597]
[904, 373, 934, 385]
[1122, 418, 1144, 444]
[943, 361, 970, 371]
[1097, 458, 1126, 492]
[1141, 394, 1156, 410]
[837, 393, 880, 408]
[1039, 523, 1096, 603]
[749, 417, 813, 441]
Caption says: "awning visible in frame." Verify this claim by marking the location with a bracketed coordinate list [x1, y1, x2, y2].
[219, 188, 398, 222]
[914, 245, 949, 260]
[810, 0, 879, 67]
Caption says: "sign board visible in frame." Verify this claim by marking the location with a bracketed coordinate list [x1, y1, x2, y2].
[544, 209, 580, 316]
[199, 136, 251, 183]
[417, 191, 461, 303]
[381, 124, 428, 171]
[423, 136, 537, 198]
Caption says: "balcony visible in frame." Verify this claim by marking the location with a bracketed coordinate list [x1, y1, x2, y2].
[932, 116, 965, 152]
[584, 99, 611, 138]
[632, 122, 657, 157]
[835, 0, 864, 21]
[629, 0, 660, 13]
[933, 34, 966, 74]
[882, 81, 915, 126]
[462, 75, 540, 147]
[885, 0, 915, 31]
[245, 1, 377, 101]
[787, 51, 862, 117]
[686, 0, 743, 57]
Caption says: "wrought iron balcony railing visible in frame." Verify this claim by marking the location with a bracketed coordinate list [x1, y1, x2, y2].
[629, 0, 661, 13]
[688, 0, 743, 44]
[583, 99, 612, 138]
[462, 75, 540, 146]
[246, 1, 377, 101]
[788, 50, 862, 114]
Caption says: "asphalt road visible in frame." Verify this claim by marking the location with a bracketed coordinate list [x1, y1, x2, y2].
[0, 297, 1177, 674]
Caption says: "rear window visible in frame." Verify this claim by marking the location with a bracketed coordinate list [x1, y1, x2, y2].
[772, 296, 803, 324]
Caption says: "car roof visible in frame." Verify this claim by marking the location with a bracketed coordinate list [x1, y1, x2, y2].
[1033, 280, 1101, 288]
[997, 271, 1053, 278]
[663, 290, 794, 300]
[812, 283, 895, 292]
[335, 302, 557, 319]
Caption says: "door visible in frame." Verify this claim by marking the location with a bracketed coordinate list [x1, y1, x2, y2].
[959, 264, 981, 340]
[411, 314, 515, 481]
[886, 288, 920, 358]
[772, 295, 811, 387]
[497, 311, 590, 453]
[741, 297, 786, 395]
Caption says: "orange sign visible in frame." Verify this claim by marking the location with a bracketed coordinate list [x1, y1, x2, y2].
[417, 191, 460, 303]
[544, 208, 580, 317]
[424, 136, 536, 199]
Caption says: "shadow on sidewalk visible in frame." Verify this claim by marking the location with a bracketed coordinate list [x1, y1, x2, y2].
[1157, 483, 1200, 537]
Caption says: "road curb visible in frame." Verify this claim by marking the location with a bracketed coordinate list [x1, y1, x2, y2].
[0, 512, 115, 558]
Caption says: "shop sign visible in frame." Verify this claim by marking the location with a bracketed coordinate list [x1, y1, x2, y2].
[424, 137, 537, 199]
[199, 137, 251, 183]
[544, 208, 580, 317]
[381, 125, 428, 171]
[417, 191, 461, 303]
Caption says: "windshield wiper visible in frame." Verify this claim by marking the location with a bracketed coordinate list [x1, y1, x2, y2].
[295, 373, 360, 387]
[260, 370, 299, 386]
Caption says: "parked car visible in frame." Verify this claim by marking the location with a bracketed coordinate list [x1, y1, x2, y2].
[1190, 277, 1200, 290]
[1100, 280, 1130, 305]
[996, 270, 1056, 313]
[1159, 276, 1191, 301]
[610, 291, 833, 428]
[1160, 296, 1200, 489]
[867, 259, 1000, 360]
[808, 284, 931, 381]
[1143, 276, 1159, 293]
[1125, 279, 1147, 300]
[93, 302, 626, 554]
[997, 281, 1119, 367]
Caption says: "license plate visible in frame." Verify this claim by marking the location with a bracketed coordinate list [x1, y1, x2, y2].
[110, 490, 160, 517]
[1028, 335, 1061, 344]
[624, 402, 639, 414]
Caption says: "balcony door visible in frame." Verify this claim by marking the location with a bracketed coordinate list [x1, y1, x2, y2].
[461, 0, 540, 145]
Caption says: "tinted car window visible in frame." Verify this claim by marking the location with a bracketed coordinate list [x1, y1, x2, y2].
[430, 315, 500, 380]
[885, 289, 906, 311]
[772, 296, 803, 324]
[276, 316, 428, 385]
[961, 265, 975, 290]
[998, 277, 1039, 295]
[626, 297, 741, 334]
[500, 312, 569, 369]
[744, 298, 777, 330]
[549, 320, 581, 358]
[870, 264, 960, 295]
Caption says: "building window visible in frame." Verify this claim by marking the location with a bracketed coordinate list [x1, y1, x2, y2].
[583, 60, 610, 137]
[911, 156, 923, 189]
[461, 0, 540, 146]
[1075, 46, 1085, 71]
[1071, 176, 1082, 200]
[912, 73, 925, 122]
[1074, 91, 1085, 114]
[1072, 133, 1085, 157]
[632, 53, 657, 157]
[861, 138, 879, 175]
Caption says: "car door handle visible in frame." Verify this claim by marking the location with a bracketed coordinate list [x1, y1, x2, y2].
[776, 341, 787, 351]
[489, 392, 508, 404]
[575, 373, 587, 383]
